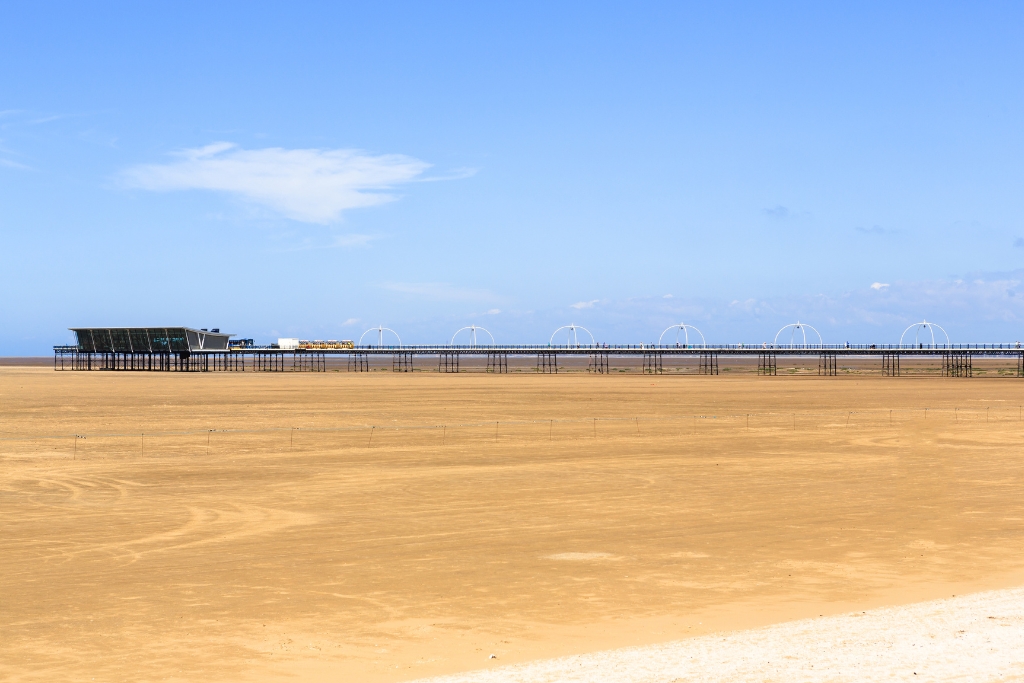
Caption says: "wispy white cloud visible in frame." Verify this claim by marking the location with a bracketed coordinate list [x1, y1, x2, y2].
[571, 299, 600, 309]
[0, 110, 92, 130]
[382, 282, 496, 302]
[342, 318, 360, 326]
[271, 233, 377, 252]
[0, 139, 31, 170]
[0, 157, 31, 170]
[856, 224, 898, 235]
[870, 282, 890, 290]
[330, 234, 375, 247]
[28, 114, 65, 125]
[588, 271, 1024, 342]
[415, 166, 477, 182]
[484, 308, 501, 315]
[120, 142, 432, 223]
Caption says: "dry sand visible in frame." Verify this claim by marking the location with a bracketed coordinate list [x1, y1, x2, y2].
[2, 368, 1024, 682]
[413, 587, 1024, 682]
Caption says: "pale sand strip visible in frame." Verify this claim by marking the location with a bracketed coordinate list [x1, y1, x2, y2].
[414, 588, 1024, 682]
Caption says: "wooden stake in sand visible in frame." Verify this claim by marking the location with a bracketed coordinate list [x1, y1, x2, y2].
[368, 426, 374, 447]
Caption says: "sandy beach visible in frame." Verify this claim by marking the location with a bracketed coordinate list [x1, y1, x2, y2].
[414, 587, 1024, 682]
[2, 368, 1024, 681]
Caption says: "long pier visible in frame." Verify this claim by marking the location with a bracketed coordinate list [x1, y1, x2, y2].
[53, 344, 1024, 377]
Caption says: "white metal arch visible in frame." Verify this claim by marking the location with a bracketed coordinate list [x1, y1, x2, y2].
[450, 324, 495, 346]
[773, 321, 823, 347]
[899, 320, 950, 348]
[358, 325, 402, 347]
[658, 323, 706, 348]
[550, 324, 595, 347]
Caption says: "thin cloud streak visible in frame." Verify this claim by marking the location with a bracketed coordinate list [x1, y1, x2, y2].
[120, 142, 432, 223]
[414, 166, 478, 182]
[271, 233, 377, 253]
[382, 282, 497, 303]
[0, 158, 31, 170]
[566, 272, 1024, 344]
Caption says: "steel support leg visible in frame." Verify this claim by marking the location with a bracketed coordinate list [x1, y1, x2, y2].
[393, 352, 413, 372]
[439, 352, 459, 373]
[487, 352, 508, 373]
[699, 352, 719, 375]
[537, 352, 557, 373]
[643, 352, 663, 374]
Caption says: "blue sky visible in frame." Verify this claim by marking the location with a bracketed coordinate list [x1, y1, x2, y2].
[2, 2, 1024, 352]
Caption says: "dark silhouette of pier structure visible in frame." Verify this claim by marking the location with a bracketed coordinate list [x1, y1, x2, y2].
[54, 341, 1024, 377]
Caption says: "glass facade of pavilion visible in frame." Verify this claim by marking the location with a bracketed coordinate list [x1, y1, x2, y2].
[71, 327, 232, 353]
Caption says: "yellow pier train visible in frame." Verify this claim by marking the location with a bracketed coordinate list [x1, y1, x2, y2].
[297, 340, 354, 350]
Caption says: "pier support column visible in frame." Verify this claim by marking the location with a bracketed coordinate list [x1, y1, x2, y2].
[642, 351, 663, 374]
[882, 353, 900, 377]
[487, 352, 508, 373]
[537, 352, 557, 373]
[439, 352, 459, 373]
[758, 352, 776, 376]
[292, 351, 327, 372]
[588, 352, 609, 374]
[943, 351, 972, 377]
[818, 352, 837, 376]
[393, 352, 413, 372]
[699, 352, 719, 375]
